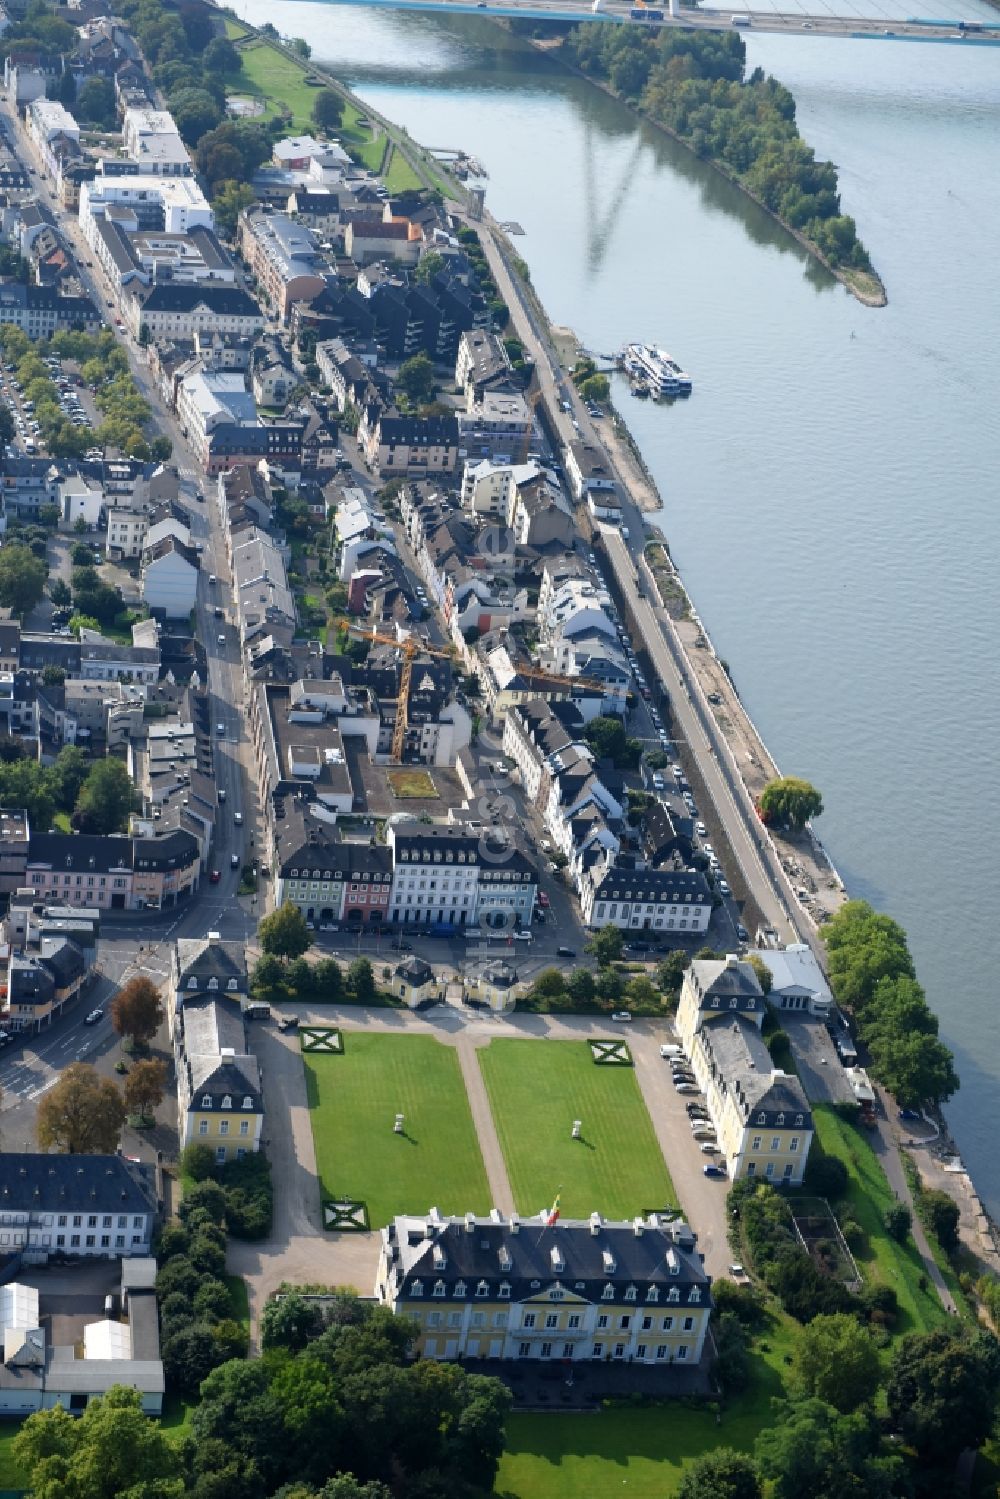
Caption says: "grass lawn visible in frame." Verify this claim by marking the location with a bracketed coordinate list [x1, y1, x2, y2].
[811, 1104, 952, 1336]
[161, 1393, 197, 1439]
[0, 1422, 26, 1488]
[224, 1272, 250, 1340]
[52, 810, 71, 832]
[499, 1306, 796, 1498]
[386, 768, 438, 799]
[383, 145, 424, 194]
[305, 1034, 491, 1228]
[479, 1040, 676, 1222]
[232, 37, 320, 131]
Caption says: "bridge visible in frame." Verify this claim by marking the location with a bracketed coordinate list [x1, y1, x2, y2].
[312, 0, 1000, 45]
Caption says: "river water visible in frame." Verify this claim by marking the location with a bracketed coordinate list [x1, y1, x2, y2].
[241, 0, 1000, 1208]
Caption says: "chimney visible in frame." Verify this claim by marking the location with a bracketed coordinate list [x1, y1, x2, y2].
[633, 1216, 644, 1237]
[464, 1211, 476, 1235]
[509, 1213, 520, 1235]
[589, 1212, 602, 1237]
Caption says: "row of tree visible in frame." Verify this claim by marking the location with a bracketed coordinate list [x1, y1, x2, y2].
[823, 900, 958, 1107]
[561, 26, 873, 274]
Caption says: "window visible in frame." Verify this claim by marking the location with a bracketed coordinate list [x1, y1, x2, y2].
[568, 1313, 581, 1329]
[592, 1342, 604, 1358]
[242, 1096, 253, 1110]
[493, 1311, 508, 1328]
[619, 1315, 631, 1331]
[637, 1344, 647, 1361]
[678, 1345, 689, 1360]
[499, 1282, 511, 1299]
[476, 1280, 489, 1297]
[201, 1095, 212, 1109]
[523, 1313, 536, 1329]
[597, 1314, 609, 1330]
[668, 1288, 680, 1304]
[411, 1281, 423, 1298]
[240, 1121, 249, 1136]
[789, 1136, 799, 1152]
[601, 1283, 614, 1300]
[222, 1096, 232, 1110]
[771, 1136, 781, 1151]
[518, 1342, 531, 1359]
[545, 1313, 558, 1329]
[624, 1285, 637, 1302]
[454, 1281, 466, 1298]
[219, 1121, 229, 1136]
[641, 1316, 652, 1331]
[198, 1119, 208, 1135]
[646, 1286, 660, 1302]
[683, 1316, 694, 1331]
[433, 1281, 445, 1298]
[752, 1136, 762, 1151]
[765, 1161, 775, 1178]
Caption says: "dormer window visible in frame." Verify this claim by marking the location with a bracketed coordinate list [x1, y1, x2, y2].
[646, 1286, 659, 1302]
[187, 977, 198, 989]
[690, 1288, 702, 1303]
[411, 1280, 423, 1297]
[432, 1281, 446, 1298]
[476, 1280, 489, 1298]
[227, 979, 238, 990]
[668, 1287, 680, 1303]
[756, 1113, 766, 1124]
[201, 1095, 212, 1108]
[776, 1113, 785, 1126]
[208, 977, 218, 990]
[454, 1280, 466, 1298]
[795, 1114, 804, 1127]
[601, 1283, 614, 1300]
[624, 1286, 637, 1302]
[499, 1282, 511, 1299]
[221, 1096, 232, 1109]
[242, 1096, 253, 1110]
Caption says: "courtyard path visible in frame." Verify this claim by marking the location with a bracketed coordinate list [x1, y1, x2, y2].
[455, 1034, 515, 1215]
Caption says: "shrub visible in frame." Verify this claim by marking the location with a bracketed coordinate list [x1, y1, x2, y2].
[194, 1278, 234, 1322]
[159, 1291, 195, 1335]
[155, 1255, 199, 1302]
[712, 1278, 766, 1330]
[861, 1283, 899, 1326]
[839, 1218, 865, 1253]
[884, 1203, 912, 1243]
[180, 1142, 218, 1182]
[180, 1178, 228, 1225]
[923, 1189, 960, 1251]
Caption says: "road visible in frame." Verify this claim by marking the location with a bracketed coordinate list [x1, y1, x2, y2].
[322, 0, 998, 45]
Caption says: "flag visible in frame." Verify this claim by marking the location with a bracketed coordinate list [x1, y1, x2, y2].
[546, 1193, 561, 1227]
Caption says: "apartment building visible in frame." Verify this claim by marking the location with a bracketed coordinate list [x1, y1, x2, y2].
[237, 209, 326, 324]
[377, 1210, 712, 1367]
[0, 1154, 158, 1260]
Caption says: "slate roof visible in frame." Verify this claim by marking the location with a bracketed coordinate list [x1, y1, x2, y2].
[698, 1015, 812, 1128]
[138, 284, 262, 316]
[0, 1154, 156, 1216]
[385, 1213, 710, 1304]
[177, 996, 262, 1108]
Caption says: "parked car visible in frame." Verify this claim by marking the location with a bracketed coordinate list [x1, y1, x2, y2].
[675, 1082, 699, 1094]
[611, 1010, 632, 1023]
[84, 1008, 103, 1025]
[736, 924, 749, 942]
[230, 853, 239, 867]
[703, 1163, 726, 1178]
[699, 1142, 719, 1155]
[209, 869, 221, 883]
[898, 1108, 921, 1122]
[718, 879, 731, 897]
[538, 891, 550, 909]
[234, 812, 243, 825]
[659, 1043, 682, 1058]
[556, 946, 576, 958]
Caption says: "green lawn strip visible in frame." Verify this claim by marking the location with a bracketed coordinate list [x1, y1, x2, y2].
[161, 1393, 197, 1439]
[224, 1272, 250, 1339]
[304, 1034, 492, 1228]
[0, 1421, 26, 1489]
[223, 16, 251, 40]
[900, 1155, 974, 1319]
[53, 810, 71, 832]
[811, 1104, 950, 1335]
[479, 1039, 676, 1222]
[383, 145, 424, 195]
[499, 1307, 796, 1498]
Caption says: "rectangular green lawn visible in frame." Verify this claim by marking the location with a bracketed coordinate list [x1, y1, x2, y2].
[499, 1307, 796, 1497]
[479, 1039, 675, 1222]
[304, 1034, 491, 1228]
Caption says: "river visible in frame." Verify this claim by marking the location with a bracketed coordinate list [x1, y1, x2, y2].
[239, 0, 1000, 1210]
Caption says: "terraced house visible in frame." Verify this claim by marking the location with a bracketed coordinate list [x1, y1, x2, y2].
[677, 955, 814, 1183]
[377, 1210, 712, 1367]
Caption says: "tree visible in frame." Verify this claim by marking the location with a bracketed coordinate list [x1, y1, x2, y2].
[13, 1386, 179, 1499]
[348, 957, 376, 1004]
[72, 757, 135, 834]
[0, 543, 47, 615]
[36, 1063, 125, 1153]
[887, 1327, 1000, 1461]
[585, 924, 623, 966]
[758, 776, 823, 831]
[791, 1313, 881, 1412]
[75, 75, 116, 127]
[567, 968, 596, 1005]
[677, 1448, 762, 1499]
[867, 1029, 959, 1108]
[313, 88, 345, 131]
[580, 372, 610, 403]
[48, 577, 72, 607]
[921, 1188, 960, 1250]
[124, 1059, 167, 1121]
[204, 36, 239, 74]
[0, 405, 13, 444]
[258, 902, 311, 962]
[289, 36, 311, 58]
[162, 1321, 227, 1394]
[168, 86, 223, 144]
[180, 1142, 217, 1182]
[111, 975, 164, 1046]
[755, 1398, 905, 1499]
[396, 352, 435, 406]
[212, 179, 256, 237]
[41, 664, 66, 687]
[884, 1202, 911, 1242]
[261, 1290, 324, 1351]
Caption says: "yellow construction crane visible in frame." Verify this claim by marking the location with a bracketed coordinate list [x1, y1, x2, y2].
[336, 618, 616, 764]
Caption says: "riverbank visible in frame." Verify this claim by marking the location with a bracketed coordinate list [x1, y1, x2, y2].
[534, 35, 887, 310]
